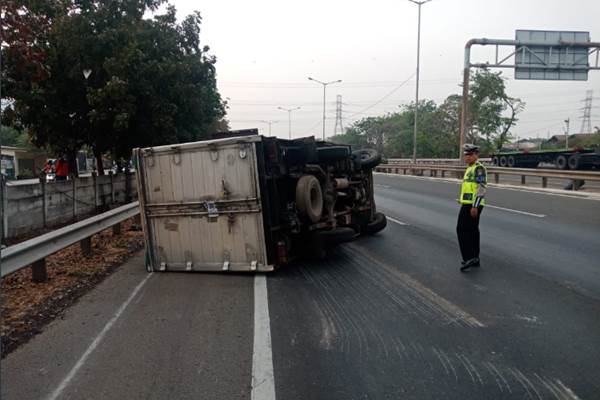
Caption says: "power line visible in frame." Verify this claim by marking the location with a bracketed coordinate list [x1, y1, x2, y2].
[346, 73, 416, 119]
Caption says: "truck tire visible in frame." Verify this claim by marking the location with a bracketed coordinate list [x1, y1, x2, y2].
[352, 149, 382, 170]
[499, 156, 507, 167]
[362, 212, 387, 235]
[296, 175, 323, 223]
[556, 155, 568, 170]
[492, 157, 499, 166]
[568, 155, 580, 170]
[507, 156, 516, 168]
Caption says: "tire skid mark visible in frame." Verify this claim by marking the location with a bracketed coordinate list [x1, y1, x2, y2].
[432, 347, 450, 377]
[438, 349, 459, 382]
[345, 244, 485, 328]
[349, 255, 460, 326]
[300, 263, 370, 357]
[299, 266, 350, 354]
[483, 361, 505, 393]
[316, 259, 374, 356]
[293, 249, 582, 400]
[460, 354, 484, 386]
[534, 373, 561, 400]
[322, 259, 393, 358]
[455, 353, 476, 384]
[554, 379, 582, 400]
[509, 367, 534, 398]
[339, 254, 435, 324]
[514, 368, 543, 400]
[485, 361, 512, 394]
[343, 255, 460, 327]
[305, 267, 353, 354]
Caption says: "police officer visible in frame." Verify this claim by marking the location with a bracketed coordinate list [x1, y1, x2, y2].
[457, 144, 487, 272]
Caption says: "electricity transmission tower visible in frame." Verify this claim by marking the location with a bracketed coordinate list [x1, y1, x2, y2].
[579, 90, 593, 134]
[333, 95, 344, 135]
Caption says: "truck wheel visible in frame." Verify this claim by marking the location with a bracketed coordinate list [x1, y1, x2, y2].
[296, 175, 323, 223]
[556, 155, 568, 170]
[568, 155, 580, 170]
[507, 156, 516, 168]
[499, 156, 507, 167]
[362, 212, 387, 235]
[352, 149, 382, 170]
[492, 157, 499, 166]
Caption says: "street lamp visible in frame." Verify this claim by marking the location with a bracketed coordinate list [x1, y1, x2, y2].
[408, 0, 433, 162]
[564, 118, 570, 149]
[277, 107, 301, 139]
[308, 77, 342, 140]
[260, 120, 279, 137]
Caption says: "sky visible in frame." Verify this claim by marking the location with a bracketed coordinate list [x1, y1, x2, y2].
[162, 0, 599, 141]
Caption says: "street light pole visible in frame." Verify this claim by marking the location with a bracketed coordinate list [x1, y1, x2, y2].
[277, 107, 301, 139]
[260, 120, 279, 137]
[408, 0, 432, 163]
[308, 77, 342, 140]
[564, 118, 570, 150]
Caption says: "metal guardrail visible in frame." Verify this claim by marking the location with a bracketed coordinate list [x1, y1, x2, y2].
[387, 158, 492, 165]
[1, 202, 140, 279]
[376, 164, 600, 188]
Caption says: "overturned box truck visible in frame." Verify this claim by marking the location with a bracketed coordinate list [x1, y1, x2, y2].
[133, 130, 386, 272]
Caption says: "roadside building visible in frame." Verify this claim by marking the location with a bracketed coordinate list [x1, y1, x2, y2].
[1, 146, 47, 180]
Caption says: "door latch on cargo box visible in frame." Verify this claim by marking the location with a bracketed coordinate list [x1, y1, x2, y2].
[205, 201, 219, 220]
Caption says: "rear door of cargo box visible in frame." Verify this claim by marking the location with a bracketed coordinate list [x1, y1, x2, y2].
[135, 136, 271, 272]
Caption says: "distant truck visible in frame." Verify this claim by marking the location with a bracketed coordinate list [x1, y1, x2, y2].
[133, 130, 386, 272]
[491, 148, 600, 170]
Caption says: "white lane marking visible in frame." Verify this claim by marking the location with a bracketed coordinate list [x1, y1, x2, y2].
[251, 275, 276, 400]
[47, 273, 153, 400]
[387, 216, 409, 226]
[486, 204, 545, 218]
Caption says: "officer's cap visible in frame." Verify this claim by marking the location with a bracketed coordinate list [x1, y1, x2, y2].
[463, 144, 479, 155]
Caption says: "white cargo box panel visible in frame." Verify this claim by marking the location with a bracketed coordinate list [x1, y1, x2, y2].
[134, 136, 272, 272]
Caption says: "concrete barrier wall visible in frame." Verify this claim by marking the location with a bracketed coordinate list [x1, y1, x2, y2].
[2, 173, 138, 239]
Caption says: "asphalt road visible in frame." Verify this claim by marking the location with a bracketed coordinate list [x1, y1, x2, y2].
[2, 174, 600, 399]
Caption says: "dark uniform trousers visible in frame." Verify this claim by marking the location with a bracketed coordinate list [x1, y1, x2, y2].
[456, 204, 484, 262]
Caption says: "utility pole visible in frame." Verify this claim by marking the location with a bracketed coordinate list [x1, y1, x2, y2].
[259, 120, 278, 137]
[308, 77, 342, 140]
[579, 90, 593, 134]
[564, 118, 570, 150]
[334, 95, 344, 135]
[408, 0, 433, 163]
[277, 107, 301, 139]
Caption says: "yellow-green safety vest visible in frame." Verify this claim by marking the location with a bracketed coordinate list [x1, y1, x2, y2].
[459, 162, 487, 206]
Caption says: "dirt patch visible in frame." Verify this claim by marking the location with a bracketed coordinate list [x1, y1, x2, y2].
[1, 218, 145, 358]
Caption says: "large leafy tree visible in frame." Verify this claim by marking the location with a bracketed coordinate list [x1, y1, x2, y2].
[467, 69, 525, 151]
[2, 0, 227, 174]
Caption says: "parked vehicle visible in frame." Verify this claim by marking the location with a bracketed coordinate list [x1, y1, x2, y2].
[491, 148, 600, 170]
[133, 130, 386, 272]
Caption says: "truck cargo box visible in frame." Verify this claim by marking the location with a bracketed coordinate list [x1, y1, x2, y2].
[134, 136, 272, 272]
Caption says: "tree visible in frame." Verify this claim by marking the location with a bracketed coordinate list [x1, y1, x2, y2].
[2, 0, 227, 174]
[467, 69, 525, 152]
